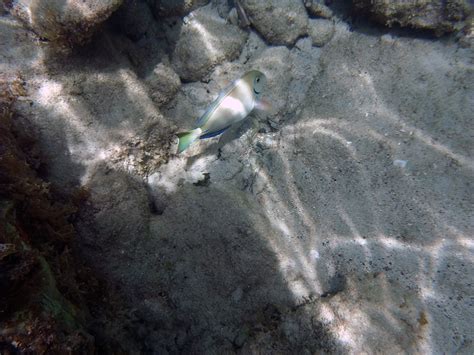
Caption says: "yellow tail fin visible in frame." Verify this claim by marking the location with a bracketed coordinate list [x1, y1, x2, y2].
[177, 128, 202, 153]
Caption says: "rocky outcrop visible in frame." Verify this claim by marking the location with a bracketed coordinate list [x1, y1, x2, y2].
[240, 0, 308, 46]
[353, 0, 472, 35]
[9, 0, 123, 46]
[172, 5, 247, 81]
[145, 63, 181, 106]
[114, 0, 154, 41]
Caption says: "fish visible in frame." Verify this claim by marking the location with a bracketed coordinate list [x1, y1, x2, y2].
[176, 70, 267, 153]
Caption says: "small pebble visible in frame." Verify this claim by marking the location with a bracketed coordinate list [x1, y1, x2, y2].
[308, 19, 335, 47]
[393, 159, 408, 168]
[310, 249, 320, 260]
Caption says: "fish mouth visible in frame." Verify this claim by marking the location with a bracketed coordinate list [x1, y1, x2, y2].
[253, 88, 261, 95]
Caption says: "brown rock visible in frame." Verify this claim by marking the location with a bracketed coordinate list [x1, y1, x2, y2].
[240, 0, 308, 46]
[353, 0, 472, 35]
[10, 0, 123, 46]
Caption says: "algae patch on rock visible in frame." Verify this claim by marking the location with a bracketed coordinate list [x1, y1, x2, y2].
[0, 81, 94, 353]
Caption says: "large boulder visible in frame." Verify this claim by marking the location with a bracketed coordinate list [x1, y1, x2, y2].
[239, 0, 308, 46]
[172, 4, 247, 81]
[113, 0, 154, 41]
[353, 0, 472, 35]
[9, 0, 123, 46]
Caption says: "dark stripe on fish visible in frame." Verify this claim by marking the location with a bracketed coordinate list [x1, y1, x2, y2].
[199, 125, 231, 139]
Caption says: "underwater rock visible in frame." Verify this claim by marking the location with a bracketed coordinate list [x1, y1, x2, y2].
[148, 0, 210, 17]
[352, 0, 472, 35]
[172, 4, 247, 81]
[308, 18, 335, 47]
[9, 0, 123, 46]
[145, 63, 181, 106]
[78, 166, 150, 253]
[304, 0, 333, 19]
[240, 0, 308, 46]
[114, 0, 154, 41]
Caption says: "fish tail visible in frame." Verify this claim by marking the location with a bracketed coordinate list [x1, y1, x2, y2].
[177, 128, 202, 153]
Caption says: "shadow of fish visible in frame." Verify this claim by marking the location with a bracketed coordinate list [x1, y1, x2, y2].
[177, 70, 267, 153]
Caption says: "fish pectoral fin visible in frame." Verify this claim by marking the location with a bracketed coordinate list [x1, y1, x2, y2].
[255, 98, 272, 111]
[199, 125, 231, 139]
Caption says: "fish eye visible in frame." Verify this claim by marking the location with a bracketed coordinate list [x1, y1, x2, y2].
[256, 77, 260, 82]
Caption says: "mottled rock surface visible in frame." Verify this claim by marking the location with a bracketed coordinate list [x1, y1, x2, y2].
[145, 63, 181, 106]
[240, 0, 309, 46]
[172, 4, 248, 81]
[353, 0, 472, 35]
[304, 0, 333, 19]
[308, 18, 335, 46]
[9, 0, 123, 46]
[114, 0, 154, 41]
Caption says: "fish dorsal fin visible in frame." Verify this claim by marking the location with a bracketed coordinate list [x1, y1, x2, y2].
[194, 78, 241, 128]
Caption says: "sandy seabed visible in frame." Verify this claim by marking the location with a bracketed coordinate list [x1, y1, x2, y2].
[1, 1, 473, 353]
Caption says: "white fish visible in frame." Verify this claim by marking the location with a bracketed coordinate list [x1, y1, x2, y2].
[177, 70, 267, 153]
